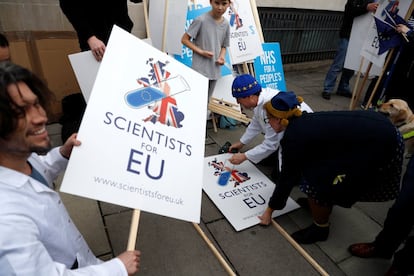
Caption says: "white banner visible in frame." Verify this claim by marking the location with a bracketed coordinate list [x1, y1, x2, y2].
[203, 154, 299, 231]
[61, 26, 208, 223]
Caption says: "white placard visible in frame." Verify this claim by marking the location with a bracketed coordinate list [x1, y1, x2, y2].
[224, 0, 263, 64]
[149, 0, 188, 54]
[203, 154, 299, 231]
[61, 26, 208, 223]
[68, 51, 100, 102]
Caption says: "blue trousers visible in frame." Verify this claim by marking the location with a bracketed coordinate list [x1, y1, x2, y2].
[323, 38, 354, 94]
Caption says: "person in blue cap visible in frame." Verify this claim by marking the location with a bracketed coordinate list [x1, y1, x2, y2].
[228, 74, 312, 182]
[259, 91, 404, 244]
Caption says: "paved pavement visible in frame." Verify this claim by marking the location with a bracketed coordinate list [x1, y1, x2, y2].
[47, 62, 400, 275]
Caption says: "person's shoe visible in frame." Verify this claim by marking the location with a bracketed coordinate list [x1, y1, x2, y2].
[321, 92, 331, 100]
[348, 242, 393, 259]
[336, 90, 352, 98]
[291, 223, 329, 244]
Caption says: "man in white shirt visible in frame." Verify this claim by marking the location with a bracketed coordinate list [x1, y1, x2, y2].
[0, 61, 141, 275]
[228, 74, 312, 181]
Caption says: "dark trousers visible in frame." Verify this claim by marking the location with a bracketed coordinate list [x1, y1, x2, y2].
[375, 155, 414, 258]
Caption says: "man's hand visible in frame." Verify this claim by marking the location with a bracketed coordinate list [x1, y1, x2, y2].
[366, 2, 379, 13]
[118, 250, 141, 275]
[87, 36, 106, 61]
[59, 133, 81, 159]
[229, 152, 247, 165]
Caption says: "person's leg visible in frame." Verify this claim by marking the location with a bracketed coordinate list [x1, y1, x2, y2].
[388, 236, 414, 275]
[337, 68, 354, 95]
[291, 197, 332, 244]
[208, 79, 217, 101]
[323, 38, 349, 97]
[375, 155, 414, 251]
[349, 155, 414, 258]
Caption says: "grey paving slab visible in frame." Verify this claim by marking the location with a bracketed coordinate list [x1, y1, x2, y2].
[207, 218, 327, 276]
[105, 210, 230, 276]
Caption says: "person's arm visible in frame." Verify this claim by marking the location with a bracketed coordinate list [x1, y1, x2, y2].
[59, 0, 105, 60]
[59, 0, 95, 44]
[181, 33, 213, 59]
[216, 47, 226, 65]
[346, 0, 378, 18]
[396, 24, 414, 42]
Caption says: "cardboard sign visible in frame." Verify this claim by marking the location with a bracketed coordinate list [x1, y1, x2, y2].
[253, 43, 287, 91]
[203, 154, 299, 231]
[61, 26, 208, 223]
[223, 0, 263, 64]
[68, 50, 100, 102]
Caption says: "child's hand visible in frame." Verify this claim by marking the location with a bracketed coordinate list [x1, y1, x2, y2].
[200, 50, 214, 59]
[216, 57, 225, 65]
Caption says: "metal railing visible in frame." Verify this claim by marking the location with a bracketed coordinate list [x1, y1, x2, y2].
[258, 8, 344, 64]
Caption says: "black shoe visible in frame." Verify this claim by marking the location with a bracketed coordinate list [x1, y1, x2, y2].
[291, 223, 329, 244]
[336, 90, 352, 98]
[321, 92, 331, 100]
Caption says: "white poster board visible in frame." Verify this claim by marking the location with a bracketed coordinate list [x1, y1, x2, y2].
[61, 26, 208, 223]
[149, 0, 188, 54]
[211, 74, 239, 108]
[203, 154, 299, 231]
[68, 51, 100, 102]
[223, 0, 263, 64]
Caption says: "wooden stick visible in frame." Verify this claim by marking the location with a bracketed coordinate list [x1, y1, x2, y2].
[354, 62, 372, 109]
[161, 0, 169, 52]
[249, 0, 264, 43]
[142, 0, 151, 39]
[192, 223, 236, 276]
[127, 209, 141, 250]
[271, 220, 329, 276]
[366, 48, 395, 108]
[349, 57, 364, 110]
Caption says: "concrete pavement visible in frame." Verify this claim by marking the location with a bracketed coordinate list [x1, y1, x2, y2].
[47, 62, 399, 275]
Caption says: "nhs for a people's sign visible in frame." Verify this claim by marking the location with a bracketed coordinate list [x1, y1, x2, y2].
[60, 26, 208, 223]
[253, 43, 286, 91]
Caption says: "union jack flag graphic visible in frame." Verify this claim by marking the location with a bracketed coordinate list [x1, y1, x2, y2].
[144, 96, 184, 128]
[208, 158, 251, 187]
[137, 58, 185, 128]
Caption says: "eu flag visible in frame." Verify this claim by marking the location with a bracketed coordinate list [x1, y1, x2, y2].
[374, 16, 403, 55]
[125, 86, 165, 108]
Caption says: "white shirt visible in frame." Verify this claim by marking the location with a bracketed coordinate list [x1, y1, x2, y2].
[241, 88, 313, 164]
[0, 148, 127, 275]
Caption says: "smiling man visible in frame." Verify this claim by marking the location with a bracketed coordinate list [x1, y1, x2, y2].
[0, 62, 140, 275]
